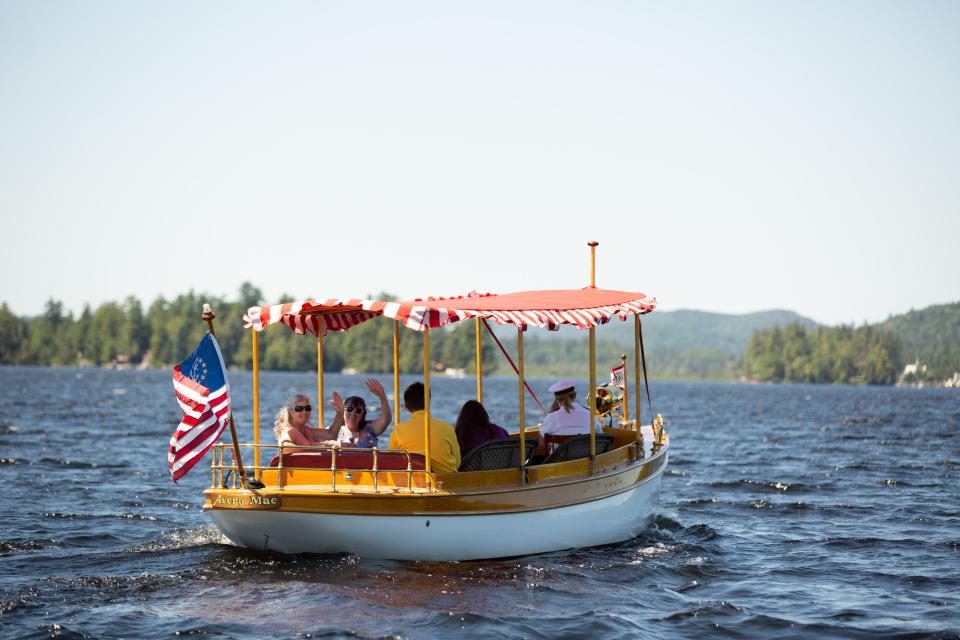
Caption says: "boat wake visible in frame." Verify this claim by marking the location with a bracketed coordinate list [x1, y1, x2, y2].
[126, 527, 232, 553]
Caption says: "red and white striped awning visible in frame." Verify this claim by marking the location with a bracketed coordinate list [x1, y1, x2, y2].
[243, 289, 656, 336]
[243, 298, 387, 336]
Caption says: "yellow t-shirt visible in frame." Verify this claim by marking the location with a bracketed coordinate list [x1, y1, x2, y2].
[388, 410, 461, 473]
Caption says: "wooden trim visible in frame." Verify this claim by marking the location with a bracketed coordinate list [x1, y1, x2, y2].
[204, 446, 668, 517]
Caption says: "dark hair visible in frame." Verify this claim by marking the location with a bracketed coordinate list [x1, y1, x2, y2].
[344, 395, 366, 414]
[455, 400, 498, 454]
[403, 382, 425, 412]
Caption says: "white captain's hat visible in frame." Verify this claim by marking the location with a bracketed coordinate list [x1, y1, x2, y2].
[548, 379, 577, 395]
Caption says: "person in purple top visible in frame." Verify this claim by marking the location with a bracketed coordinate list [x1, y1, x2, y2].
[329, 378, 392, 448]
[455, 400, 510, 456]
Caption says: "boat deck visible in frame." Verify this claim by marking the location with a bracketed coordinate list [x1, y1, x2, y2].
[205, 427, 668, 500]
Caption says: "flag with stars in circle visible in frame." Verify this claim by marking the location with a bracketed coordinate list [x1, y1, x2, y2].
[168, 332, 231, 481]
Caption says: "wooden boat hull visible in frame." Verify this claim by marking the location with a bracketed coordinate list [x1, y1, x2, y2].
[206, 449, 667, 561]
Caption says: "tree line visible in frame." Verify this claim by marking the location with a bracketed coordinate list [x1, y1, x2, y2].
[2, 286, 951, 385]
[743, 322, 902, 384]
[0, 284, 496, 374]
[0, 286, 727, 380]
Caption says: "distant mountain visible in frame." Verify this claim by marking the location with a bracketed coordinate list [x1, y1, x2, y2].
[488, 303, 960, 383]
[495, 309, 817, 354]
[490, 309, 820, 379]
[606, 309, 819, 356]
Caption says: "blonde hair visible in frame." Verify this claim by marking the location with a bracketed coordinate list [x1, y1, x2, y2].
[274, 394, 309, 441]
[555, 390, 576, 413]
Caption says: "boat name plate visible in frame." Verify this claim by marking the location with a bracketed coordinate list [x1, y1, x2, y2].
[209, 493, 282, 510]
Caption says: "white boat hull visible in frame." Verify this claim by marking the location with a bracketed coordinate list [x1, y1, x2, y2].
[209, 468, 663, 561]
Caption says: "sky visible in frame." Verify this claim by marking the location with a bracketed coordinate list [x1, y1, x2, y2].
[1, 1, 958, 326]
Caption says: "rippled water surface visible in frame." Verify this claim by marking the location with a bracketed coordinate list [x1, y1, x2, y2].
[1, 366, 958, 639]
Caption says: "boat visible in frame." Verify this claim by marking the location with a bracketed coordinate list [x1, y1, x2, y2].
[201, 242, 669, 561]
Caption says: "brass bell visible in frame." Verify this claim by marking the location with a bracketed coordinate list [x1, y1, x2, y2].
[594, 383, 624, 417]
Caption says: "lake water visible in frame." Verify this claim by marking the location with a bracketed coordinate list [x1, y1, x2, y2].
[1, 366, 958, 639]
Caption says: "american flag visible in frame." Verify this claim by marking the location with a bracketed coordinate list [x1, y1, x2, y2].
[168, 333, 231, 481]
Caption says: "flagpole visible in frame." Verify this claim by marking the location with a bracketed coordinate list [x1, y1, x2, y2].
[201, 305, 262, 490]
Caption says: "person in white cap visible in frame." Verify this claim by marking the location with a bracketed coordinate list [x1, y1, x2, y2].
[536, 379, 592, 456]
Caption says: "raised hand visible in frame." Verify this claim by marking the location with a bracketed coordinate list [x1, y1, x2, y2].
[366, 378, 386, 398]
[364, 378, 392, 434]
[331, 391, 344, 413]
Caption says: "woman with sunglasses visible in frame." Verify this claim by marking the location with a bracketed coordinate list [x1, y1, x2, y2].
[328, 378, 392, 448]
[273, 394, 334, 447]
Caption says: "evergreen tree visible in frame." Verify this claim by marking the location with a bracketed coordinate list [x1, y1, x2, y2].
[744, 322, 903, 385]
[0, 303, 25, 363]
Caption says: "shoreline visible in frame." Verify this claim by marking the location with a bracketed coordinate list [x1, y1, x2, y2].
[2, 362, 957, 388]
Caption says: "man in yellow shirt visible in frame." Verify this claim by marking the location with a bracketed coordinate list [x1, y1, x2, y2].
[388, 382, 461, 473]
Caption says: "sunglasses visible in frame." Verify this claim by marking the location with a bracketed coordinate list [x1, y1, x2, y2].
[344, 405, 365, 414]
[293, 405, 312, 413]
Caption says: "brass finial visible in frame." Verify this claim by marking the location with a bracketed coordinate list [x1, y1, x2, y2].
[652, 414, 665, 452]
[588, 241, 599, 288]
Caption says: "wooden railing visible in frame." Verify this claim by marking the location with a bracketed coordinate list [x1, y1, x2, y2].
[210, 443, 436, 493]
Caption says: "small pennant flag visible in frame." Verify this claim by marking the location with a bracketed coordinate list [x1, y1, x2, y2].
[610, 363, 626, 389]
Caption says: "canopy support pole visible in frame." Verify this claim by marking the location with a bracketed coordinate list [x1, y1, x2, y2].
[589, 326, 597, 472]
[393, 320, 401, 426]
[252, 329, 260, 477]
[475, 318, 483, 403]
[317, 330, 325, 429]
[517, 327, 526, 484]
[423, 328, 432, 476]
